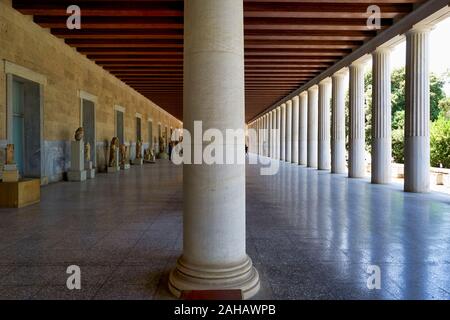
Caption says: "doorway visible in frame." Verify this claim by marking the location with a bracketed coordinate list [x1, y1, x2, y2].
[82, 99, 96, 166]
[115, 110, 124, 145]
[10, 76, 41, 178]
[148, 121, 153, 150]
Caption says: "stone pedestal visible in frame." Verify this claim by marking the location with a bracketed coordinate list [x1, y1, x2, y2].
[132, 158, 143, 166]
[0, 179, 40, 208]
[2, 164, 19, 182]
[121, 163, 131, 170]
[85, 161, 95, 179]
[68, 140, 86, 182]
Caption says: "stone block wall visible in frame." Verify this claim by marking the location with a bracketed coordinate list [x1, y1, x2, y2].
[0, 0, 182, 182]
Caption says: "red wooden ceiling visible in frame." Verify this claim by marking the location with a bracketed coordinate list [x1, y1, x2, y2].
[13, 0, 425, 121]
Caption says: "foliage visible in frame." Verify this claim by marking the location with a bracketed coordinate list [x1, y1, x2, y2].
[430, 115, 450, 168]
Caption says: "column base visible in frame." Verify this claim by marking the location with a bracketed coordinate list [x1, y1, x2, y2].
[67, 170, 87, 182]
[169, 255, 260, 300]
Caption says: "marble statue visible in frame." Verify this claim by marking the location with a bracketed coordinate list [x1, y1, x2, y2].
[108, 137, 120, 167]
[85, 142, 91, 162]
[136, 140, 143, 159]
[75, 127, 84, 141]
[5, 144, 15, 165]
[120, 144, 128, 166]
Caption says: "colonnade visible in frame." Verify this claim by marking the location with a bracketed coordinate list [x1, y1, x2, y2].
[249, 26, 431, 193]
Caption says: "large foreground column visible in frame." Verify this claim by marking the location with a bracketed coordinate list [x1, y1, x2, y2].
[348, 62, 366, 178]
[285, 100, 292, 162]
[307, 86, 318, 168]
[318, 78, 331, 170]
[404, 27, 431, 193]
[170, 0, 259, 299]
[371, 47, 392, 184]
[331, 70, 347, 174]
[292, 96, 299, 164]
[281, 103, 286, 161]
[299, 92, 308, 165]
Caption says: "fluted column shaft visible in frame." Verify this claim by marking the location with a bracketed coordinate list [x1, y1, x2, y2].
[318, 78, 331, 170]
[307, 86, 318, 168]
[170, 0, 259, 299]
[271, 110, 276, 158]
[331, 71, 347, 174]
[405, 27, 431, 193]
[299, 92, 308, 165]
[349, 62, 366, 178]
[292, 96, 299, 164]
[276, 106, 281, 160]
[371, 47, 392, 184]
[281, 103, 286, 161]
[285, 100, 292, 162]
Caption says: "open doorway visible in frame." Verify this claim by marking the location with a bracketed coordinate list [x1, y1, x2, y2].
[8, 75, 42, 179]
[81, 96, 96, 167]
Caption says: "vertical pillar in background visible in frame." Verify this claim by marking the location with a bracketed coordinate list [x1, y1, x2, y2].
[281, 103, 286, 161]
[276, 106, 281, 160]
[268, 112, 272, 158]
[292, 96, 299, 164]
[371, 47, 392, 184]
[170, 0, 259, 299]
[285, 100, 292, 162]
[318, 78, 331, 170]
[331, 70, 347, 174]
[307, 86, 319, 168]
[404, 27, 431, 193]
[348, 61, 366, 178]
[271, 110, 276, 158]
[299, 92, 308, 166]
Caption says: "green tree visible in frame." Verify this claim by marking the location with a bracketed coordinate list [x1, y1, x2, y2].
[430, 115, 450, 168]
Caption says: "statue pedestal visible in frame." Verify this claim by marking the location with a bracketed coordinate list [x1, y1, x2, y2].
[121, 163, 130, 170]
[107, 148, 120, 173]
[68, 141, 86, 182]
[85, 161, 95, 179]
[2, 164, 19, 182]
[0, 179, 40, 208]
[132, 158, 143, 166]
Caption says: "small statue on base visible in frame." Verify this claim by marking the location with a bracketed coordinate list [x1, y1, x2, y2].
[136, 140, 143, 159]
[144, 148, 156, 163]
[2, 144, 19, 182]
[5, 144, 15, 165]
[108, 137, 120, 167]
[119, 144, 130, 169]
[75, 127, 84, 141]
[85, 142, 91, 162]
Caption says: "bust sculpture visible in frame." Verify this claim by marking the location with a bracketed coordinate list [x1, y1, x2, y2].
[136, 140, 143, 159]
[5, 144, 15, 164]
[108, 137, 120, 167]
[75, 127, 84, 141]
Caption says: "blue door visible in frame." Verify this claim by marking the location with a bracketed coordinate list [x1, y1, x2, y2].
[12, 80, 25, 175]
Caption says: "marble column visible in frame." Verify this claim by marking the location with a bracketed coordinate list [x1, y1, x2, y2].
[331, 70, 347, 174]
[285, 100, 292, 163]
[307, 86, 319, 168]
[405, 27, 431, 193]
[281, 103, 286, 161]
[371, 47, 392, 184]
[276, 106, 281, 160]
[318, 78, 331, 170]
[292, 96, 299, 164]
[349, 62, 366, 178]
[268, 112, 272, 158]
[299, 92, 308, 166]
[170, 0, 259, 299]
[271, 110, 276, 158]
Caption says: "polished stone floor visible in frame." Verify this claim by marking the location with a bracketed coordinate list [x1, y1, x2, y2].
[0, 156, 449, 299]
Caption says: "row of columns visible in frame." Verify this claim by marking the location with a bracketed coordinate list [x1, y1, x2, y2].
[249, 26, 431, 193]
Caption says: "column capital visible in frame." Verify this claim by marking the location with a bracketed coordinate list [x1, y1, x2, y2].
[292, 95, 299, 102]
[299, 91, 308, 97]
[319, 77, 332, 86]
[332, 68, 348, 79]
[407, 24, 433, 35]
[373, 46, 392, 55]
[307, 85, 319, 93]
